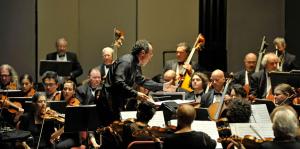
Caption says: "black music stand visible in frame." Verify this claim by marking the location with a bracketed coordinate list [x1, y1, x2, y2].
[150, 92, 185, 102]
[0, 90, 22, 97]
[270, 71, 300, 89]
[39, 60, 73, 76]
[64, 105, 99, 132]
[195, 108, 210, 121]
[47, 101, 66, 114]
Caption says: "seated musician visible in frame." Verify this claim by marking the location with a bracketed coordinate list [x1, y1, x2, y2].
[17, 93, 56, 148]
[250, 53, 279, 99]
[273, 83, 297, 106]
[224, 84, 247, 103]
[185, 72, 209, 102]
[260, 105, 300, 149]
[0, 64, 18, 90]
[164, 42, 197, 80]
[225, 98, 251, 123]
[76, 67, 102, 105]
[163, 104, 216, 149]
[123, 101, 157, 148]
[53, 80, 81, 149]
[19, 74, 36, 97]
[232, 53, 257, 90]
[201, 69, 226, 108]
[42, 71, 61, 101]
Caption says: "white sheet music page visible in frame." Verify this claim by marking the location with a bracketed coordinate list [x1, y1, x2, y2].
[170, 120, 223, 149]
[121, 111, 165, 128]
[230, 123, 274, 139]
[250, 104, 271, 123]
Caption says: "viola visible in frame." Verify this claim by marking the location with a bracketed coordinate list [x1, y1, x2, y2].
[67, 97, 80, 106]
[218, 135, 273, 149]
[0, 94, 23, 113]
[40, 108, 65, 123]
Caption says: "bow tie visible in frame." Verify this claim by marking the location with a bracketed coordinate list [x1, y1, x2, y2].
[178, 62, 184, 65]
[58, 54, 65, 58]
[214, 92, 222, 96]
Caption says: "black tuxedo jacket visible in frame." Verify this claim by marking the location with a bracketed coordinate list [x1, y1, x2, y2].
[232, 70, 253, 86]
[46, 51, 83, 83]
[282, 52, 296, 72]
[250, 69, 267, 99]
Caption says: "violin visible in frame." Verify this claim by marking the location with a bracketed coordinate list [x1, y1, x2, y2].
[67, 97, 80, 106]
[0, 94, 23, 113]
[40, 108, 65, 123]
[218, 135, 273, 149]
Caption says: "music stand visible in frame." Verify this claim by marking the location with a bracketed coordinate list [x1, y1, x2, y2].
[269, 71, 300, 89]
[47, 101, 66, 114]
[252, 99, 276, 114]
[64, 105, 99, 132]
[0, 90, 22, 97]
[39, 60, 73, 76]
[150, 92, 185, 102]
[195, 108, 210, 121]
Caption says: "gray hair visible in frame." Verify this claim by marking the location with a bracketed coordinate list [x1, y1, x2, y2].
[102, 47, 114, 55]
[261, 52, 278, 67]
[271, 106, 299, 138]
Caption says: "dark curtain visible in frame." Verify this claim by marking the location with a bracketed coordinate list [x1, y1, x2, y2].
[198, 0, 227, 72]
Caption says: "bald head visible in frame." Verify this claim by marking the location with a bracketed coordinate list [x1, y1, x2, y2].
[244, 53, 257, 72]
[164, 70, 176, 83]
[211, 69, 225, 92]
[177, 104, 196, 127]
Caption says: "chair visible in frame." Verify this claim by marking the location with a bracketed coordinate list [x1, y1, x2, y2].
[127, 141, 162, 149]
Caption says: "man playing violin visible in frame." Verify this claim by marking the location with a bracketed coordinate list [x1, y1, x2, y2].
[42, 71, 61, 101]
[0, 64, 18, 90]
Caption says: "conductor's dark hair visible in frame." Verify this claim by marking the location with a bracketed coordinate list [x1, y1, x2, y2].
[131, 40, 151, 56]
[226, 98, 251, 123]
[136, 101, 156, 123]
[42, 71, 58, 83]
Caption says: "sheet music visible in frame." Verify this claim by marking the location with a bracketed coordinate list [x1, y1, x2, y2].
[250, 104, 271, 123]
[121, 111, 165, 127]
[171, 120, 222, 149]
[230, 123, 274, 139]
[153, 100, 194, 106]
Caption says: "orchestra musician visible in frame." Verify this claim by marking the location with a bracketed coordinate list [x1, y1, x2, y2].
[122, 101, 157, 148]
[53, 80, 81, 149]
[250, 53, 280, 99]
[232, 52, 257, 94]
[273, 83, 297, 106]
[98, 47, 114, 81]
[200, 69, 226, 108]
[76, 67, 102, 105]
[224, 84, 247, 103]
[99, 39, 176, 126]
[17, 93, 56, 148]
[185, 72, 209, 102]
[0, 64, 18, 90]
[260, 105, 300, 149]
[225, 98, 252, 123]
[19, 74, 36, 97]
[273, 37, 297, 72]
[42, 71, 61, 101]
[164, 42, 198, 80]
[163, 104, 216, 149]
[46, 37, 83, 85]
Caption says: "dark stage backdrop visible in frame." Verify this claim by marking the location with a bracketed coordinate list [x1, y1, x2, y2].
[0, 0, 36, 81]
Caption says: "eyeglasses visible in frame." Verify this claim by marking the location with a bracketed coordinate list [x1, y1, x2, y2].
[43, 83, 56, 87]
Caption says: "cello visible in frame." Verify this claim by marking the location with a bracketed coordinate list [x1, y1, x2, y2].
[178, 34, 205, 92]
[207, 74, 233, 121]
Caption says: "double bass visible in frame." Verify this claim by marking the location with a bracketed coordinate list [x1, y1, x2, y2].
[178, 34, 205, 92]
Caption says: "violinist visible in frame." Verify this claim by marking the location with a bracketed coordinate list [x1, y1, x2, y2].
[226, 98, 252, 123]
[224, 84, 247, 103]
[19, 74, 36, 97]
[185, 72, 209, 102]
[260, 105, 300, 149]
[201, 69, 226, 108]
[164, 42, 198, 80]
[53, 80, 81, 149]
[122, 101, 157, 148]
[163, 104, 216, 149]
[0, 64, 18, 90]
[273, 83, 296, 106]
[250, 53, 279, 99]
[17, 93, 56, 148]
[42, 71, 61, 101]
